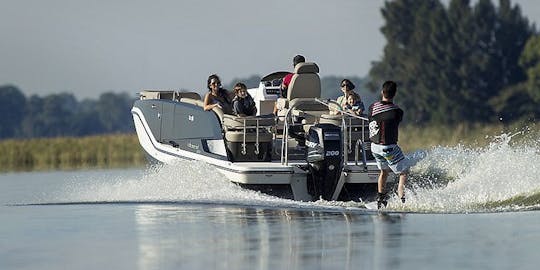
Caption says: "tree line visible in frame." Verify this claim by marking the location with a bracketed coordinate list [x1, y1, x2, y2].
[368, 0, 540, 125]
[0, 85, 135, 139]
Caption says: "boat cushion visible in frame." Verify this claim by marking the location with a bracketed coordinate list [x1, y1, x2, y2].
[176, 91, 201, 100]
[180, 97, 204, 107]
[287, 62, 321, 100]
[295, 62, 320, 74]
[319, 114, 342, 125]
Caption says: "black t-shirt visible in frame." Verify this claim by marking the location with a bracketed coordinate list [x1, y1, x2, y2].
[368, 101, 403, 145]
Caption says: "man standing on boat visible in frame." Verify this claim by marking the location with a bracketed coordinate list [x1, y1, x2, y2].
[368, 81, 409, 209]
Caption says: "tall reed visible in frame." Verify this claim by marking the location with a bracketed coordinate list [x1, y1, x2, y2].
[0, 134, 145, 172]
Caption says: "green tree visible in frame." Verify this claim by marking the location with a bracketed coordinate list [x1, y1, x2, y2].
[97, 92, 136, 133]
[20, 95, 45, 138]
[0, 85, 26, 138]
[369, 0, 535, 124]
[40, 93, 78, 137]
[519, 34, 540, 102]
[489, 82, 539, 123]
[70, 99, 105, 136]
[369, 0, 449, 124]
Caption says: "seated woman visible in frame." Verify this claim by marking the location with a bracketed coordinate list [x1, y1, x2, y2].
[344, 92, 365, 116]
[232, 82, 257, 117]
[203, 74, 233, 114]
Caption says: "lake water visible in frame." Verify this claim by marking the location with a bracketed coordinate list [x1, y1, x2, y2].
[1, 134, 540, 269]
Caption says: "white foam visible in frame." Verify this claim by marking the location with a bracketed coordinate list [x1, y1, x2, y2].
[395, 132, 540, 212]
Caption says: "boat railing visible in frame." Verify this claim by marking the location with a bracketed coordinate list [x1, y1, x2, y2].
[355, 138, 368, 171]
[280, 98, 370, 169]
[316, 99, 369, 171]
[240, 117, 260, 155]
[223, 116, 276, 156]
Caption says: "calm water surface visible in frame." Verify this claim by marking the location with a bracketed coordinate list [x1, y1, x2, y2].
[2, 139, 540, 270]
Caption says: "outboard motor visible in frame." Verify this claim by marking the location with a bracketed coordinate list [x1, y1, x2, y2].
[306, 123, 344, 200]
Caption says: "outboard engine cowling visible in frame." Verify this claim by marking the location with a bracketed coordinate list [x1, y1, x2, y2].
[306, 123, 344, 200]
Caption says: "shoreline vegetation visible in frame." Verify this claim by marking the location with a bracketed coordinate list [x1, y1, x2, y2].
[0, 123, 537, 173]
[0, 134, 146, 172]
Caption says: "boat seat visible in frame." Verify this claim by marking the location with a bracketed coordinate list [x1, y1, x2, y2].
[222, 114, 276, 131]
[284, 98, 330, 133]
[319, 114, 342, 126]
[224, 130, 273, 142]
[140, 90, 176, 100]
[175, 91, 201, 101]
[287, 62, 321, 100]
[180, 97, 204, 107]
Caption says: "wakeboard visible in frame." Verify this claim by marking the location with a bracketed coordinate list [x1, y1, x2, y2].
[365, 201, 382, 210]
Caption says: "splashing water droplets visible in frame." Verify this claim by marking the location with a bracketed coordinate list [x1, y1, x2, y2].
[401, 132, 540, 212]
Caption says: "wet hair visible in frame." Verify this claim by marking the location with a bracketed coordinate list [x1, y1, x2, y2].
[341, 79, 355, 90]
[207, 74, 221, 91]
[233, 82, 247, 94]
[293, 55, 305, 66]
[382, 81, 397, 99]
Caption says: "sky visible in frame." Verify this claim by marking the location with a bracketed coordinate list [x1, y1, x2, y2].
[1, 0, 539, 99]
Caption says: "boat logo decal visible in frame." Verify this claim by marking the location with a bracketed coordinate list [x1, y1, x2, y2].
[325, 150, 340, 157]
[306, 141, 318, 148]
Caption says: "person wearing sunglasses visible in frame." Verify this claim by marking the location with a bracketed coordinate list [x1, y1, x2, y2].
[203, 74, 233, 114]
[232, 82, 257, 117]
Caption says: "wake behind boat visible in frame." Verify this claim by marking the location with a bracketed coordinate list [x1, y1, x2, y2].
[131, 62, 395, 201]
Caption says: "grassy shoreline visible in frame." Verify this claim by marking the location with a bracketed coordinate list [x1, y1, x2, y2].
[0, 123, 537, 172]
[0, 134, 146, 172]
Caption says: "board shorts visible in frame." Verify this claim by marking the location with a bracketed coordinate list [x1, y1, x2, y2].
[370, 143, 409, 174]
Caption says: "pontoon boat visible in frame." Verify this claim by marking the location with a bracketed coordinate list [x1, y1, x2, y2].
[131, 62, 394, 201]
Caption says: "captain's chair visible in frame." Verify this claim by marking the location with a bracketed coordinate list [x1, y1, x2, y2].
[287, 62, 321, 101]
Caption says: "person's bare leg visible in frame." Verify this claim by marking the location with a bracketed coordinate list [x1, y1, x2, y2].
[376, 170, 389, 208]
[378, 170, 389, 193]
[397, 172, 407, 202]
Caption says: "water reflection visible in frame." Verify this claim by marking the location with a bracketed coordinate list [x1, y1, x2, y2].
[134, 204, 404, 270]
